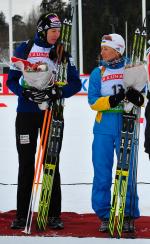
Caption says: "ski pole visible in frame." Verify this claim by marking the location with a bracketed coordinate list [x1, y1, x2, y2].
[23, 109, 52, 234]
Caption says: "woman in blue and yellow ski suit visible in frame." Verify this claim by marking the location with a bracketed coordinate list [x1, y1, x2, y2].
[88, 34, 140, 232]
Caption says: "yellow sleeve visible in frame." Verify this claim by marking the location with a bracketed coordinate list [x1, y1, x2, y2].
[90, 96, 111, 111]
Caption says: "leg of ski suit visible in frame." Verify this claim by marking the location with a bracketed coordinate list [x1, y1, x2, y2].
[92, 133, 119, 219]
[16, 112, 41, 219]
[92, 131, 140, 220]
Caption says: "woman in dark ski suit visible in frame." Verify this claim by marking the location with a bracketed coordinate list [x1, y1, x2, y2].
[7, 13, 81, 230]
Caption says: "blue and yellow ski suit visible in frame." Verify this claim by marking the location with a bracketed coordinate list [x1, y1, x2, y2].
[88, 59, 140, 220]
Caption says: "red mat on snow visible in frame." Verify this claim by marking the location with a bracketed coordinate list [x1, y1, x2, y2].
[0, 210, 150, 238]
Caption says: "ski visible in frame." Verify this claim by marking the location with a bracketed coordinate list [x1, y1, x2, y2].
[116, 112, 136, 236]
[36, 13, 73, 231]
[108, 112, 136, 236]
[138, 30, 147, 62]
[108, 113, 130, 236]
[147, 47, 150, 87]
[131, 28, 140, 64]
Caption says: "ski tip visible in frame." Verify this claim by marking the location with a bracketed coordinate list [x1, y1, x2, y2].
[135, 28, 140, 34]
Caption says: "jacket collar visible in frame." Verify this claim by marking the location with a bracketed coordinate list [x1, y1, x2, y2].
[34, 33, 53, 48]
[100, 57, 125, 69]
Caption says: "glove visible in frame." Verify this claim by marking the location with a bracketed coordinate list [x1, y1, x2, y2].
[44, 84, 63, 100]
[125, 87, 144, 107]
[22, 85, 62, 104]
[109, 88, 125, 108]
[22, 87, 49, 104]
[147, 91, 150, 100]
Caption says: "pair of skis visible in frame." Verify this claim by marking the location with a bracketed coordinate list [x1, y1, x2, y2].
[108, 109, 140, 237]
[23, 14, 73, 234]
[108, 27, 147, 238]
[36, 99, 64, 230]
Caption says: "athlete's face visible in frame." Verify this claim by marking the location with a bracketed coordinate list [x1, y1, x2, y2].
[47, 28, 61, 44]
[101, 46, 121, 62]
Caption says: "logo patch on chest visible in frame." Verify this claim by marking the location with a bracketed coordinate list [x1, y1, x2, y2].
[102, 74, 123, 82]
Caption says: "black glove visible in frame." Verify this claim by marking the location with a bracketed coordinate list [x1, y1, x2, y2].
[109, 89, 125, 108]
[44, 84, 63, 100]
[22, 88, 48, 103]
[22, 85, 62, 104]
[125, 87, 144, 107]
[147, 91, 150, 100]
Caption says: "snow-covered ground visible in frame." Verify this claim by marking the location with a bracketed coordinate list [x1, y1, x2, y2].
[1, 236, 150, 244]
[0, 95, 150, 243]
